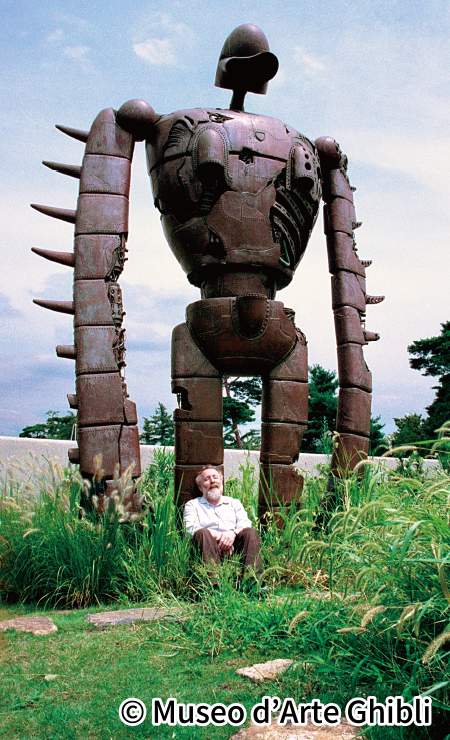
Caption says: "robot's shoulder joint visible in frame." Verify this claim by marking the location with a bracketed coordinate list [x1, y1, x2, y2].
[314, 135, 342, 167]
[116, 99, 159, 142]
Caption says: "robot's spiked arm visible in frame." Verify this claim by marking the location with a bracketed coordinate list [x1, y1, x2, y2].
[31, 105, 156, 482]
[315, 136, 384, 476]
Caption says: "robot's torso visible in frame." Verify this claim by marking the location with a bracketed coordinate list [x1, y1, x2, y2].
[146, 108, 322, 298]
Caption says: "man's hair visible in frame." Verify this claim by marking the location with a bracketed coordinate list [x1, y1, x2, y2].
[195, 465, 223, 489]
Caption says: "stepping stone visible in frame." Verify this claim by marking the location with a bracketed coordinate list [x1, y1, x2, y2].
[0, 616, 58, 636]
[230, 716, 358, 739]
[236, 659, 294, 681]
[86, 607, 184, 627]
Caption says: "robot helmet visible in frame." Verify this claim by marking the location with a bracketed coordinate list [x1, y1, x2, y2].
[215, 24, 279, 95]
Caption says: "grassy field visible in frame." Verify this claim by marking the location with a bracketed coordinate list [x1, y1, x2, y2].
[0, 447, 450, 739]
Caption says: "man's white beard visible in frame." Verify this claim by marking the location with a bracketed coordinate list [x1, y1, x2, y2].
[204, 485, 222, 502]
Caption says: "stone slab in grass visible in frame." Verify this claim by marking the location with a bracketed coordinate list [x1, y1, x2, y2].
[236, 659, 294, 681]
[230, 716, 358, 739]
[86, 607, 184, 627]
[0, 616, 58, 636]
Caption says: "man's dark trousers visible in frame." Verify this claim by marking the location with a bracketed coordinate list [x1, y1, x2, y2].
[193, 527, 263, 573]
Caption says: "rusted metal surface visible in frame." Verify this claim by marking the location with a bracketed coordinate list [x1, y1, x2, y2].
[259, 463, 304, 506]
[186, 298, 298, 375]
[175, 421, 224, 465]
[32, 107, 144, 502]
[316, 135, 382, 478]
[261, 380, 309, 424]
[260, 423, 306, 464]
[32, 23, 383, 514]
[172, 377, 223, 421]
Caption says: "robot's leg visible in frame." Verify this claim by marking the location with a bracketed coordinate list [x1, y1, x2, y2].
[171, 323, 223, 508]
[258, 336, 308, 524]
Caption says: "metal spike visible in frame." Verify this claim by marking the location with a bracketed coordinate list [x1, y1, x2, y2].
[56, 345, 77, 359]
[55, 124, 89, 143]
[30, 204, 76, 224]
[67, 394, 78, 409]
[33, 299, 74, 315]
[365, 295, 385, 305]
[68, 448, 80, 464]
[43, 161, 81, 179]
[31, 247, 75, 268]
[363, 330, 380, 342]
[360, 260, 372, 268]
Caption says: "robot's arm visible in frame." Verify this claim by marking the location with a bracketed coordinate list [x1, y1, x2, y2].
[31, 100, 157, 494]
[315, 137, 384, 477]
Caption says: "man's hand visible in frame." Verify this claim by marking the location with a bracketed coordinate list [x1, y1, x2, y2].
[217, 530, 236, 552]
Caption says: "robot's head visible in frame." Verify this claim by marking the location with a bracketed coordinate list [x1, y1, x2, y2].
[215, 24, 278, 95]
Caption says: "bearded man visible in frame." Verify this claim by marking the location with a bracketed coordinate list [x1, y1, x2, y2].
[183, 466, 263, 576]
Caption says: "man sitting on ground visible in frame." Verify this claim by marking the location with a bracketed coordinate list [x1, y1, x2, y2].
[184, 466, 263, 577]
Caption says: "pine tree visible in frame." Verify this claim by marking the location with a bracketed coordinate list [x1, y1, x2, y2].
[19, 410, 77, 440]
[302, 365, 339, 452]
[408, 321, 450, 436]
[223, 377, 261, 449]
[140, 403, 174, 445]
[391, 413, 428, 449]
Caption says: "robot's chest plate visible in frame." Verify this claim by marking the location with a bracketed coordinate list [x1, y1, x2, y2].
[146, 108, 321, 289]
[147, 109, 301, 166]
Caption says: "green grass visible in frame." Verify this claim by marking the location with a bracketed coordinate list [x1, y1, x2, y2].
[1, 449, 450, 738]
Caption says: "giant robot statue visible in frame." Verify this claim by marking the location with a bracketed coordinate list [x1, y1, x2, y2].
[31, 24, 383, 517]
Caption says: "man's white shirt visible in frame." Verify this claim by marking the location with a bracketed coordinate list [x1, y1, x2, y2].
[184, 496, 252, 535]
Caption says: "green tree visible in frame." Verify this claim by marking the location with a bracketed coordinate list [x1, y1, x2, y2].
[140, 403, 174, 445]
[223, 377, 262, 449]
[391, 413, 428, 450]
[19, 410, 77, 440]
[302, 365, 339, 452]
[369, 414, 388, 455]
[302, 365, 386, 454]
[408, 321, 450, 436]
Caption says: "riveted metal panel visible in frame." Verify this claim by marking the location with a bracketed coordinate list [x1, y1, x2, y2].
[119, 426, 142, 476]
[172, 377, 223, 421]
[75, 194, 128, 235]
[74, 235, 125, 281]
[80, 155, 131, 196]
[76, 373, 124, 425]
[171, 323, 221, 379]
[175, 421, 223, 465]
[337, 343, 372, 392]
[77, 425, 120, 476]
[259, 464, 304, 506]
[74, 280, 115, 327]
[74, 326, 118, 374]
[262, 380, 308, 424]
[332, 272, 366, 312]
[336, 387, 371, 437]
[260, 423, 307, 464]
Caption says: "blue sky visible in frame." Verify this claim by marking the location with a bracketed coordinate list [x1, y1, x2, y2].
[1, 0, 450, 437]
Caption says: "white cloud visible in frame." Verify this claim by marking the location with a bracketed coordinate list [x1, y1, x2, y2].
[46, 29, 64, 43]
[131, 11, 194, 66]
[294, 46, 326, 76]
[63, 45, 91, 62]
[140, 11, 192, 39]
[133, 38, 177, 66]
